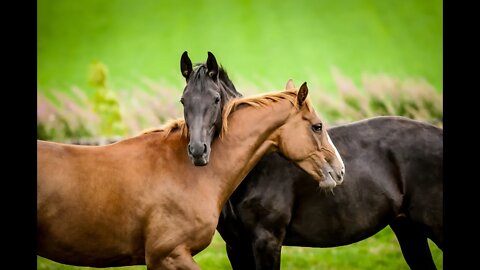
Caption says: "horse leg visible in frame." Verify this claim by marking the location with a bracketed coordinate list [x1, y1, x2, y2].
[225, 242, 256, 270]
[251, 227, 285, 270]
[390, 220, 437, 270]
[146, 246, 200, 270]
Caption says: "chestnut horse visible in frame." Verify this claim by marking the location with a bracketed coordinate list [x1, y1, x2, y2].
[37, 84, 345, 269]
[180, 51, 442, 269]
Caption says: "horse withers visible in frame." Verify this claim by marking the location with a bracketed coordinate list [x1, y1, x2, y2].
[179, 52, 442, 270]
[37, 83, 344, 269]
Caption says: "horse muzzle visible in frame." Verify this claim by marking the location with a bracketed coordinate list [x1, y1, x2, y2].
[318, 162, 344, 189]
[188, 142, 210, 166]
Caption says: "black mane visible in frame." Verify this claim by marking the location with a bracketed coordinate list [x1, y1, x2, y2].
[192, 63, 242, 98]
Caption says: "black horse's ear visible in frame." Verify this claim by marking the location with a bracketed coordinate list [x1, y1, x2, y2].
[181, 51, 193, 80]
[206, 51, 218, 79]
[297, 82, 308, 107]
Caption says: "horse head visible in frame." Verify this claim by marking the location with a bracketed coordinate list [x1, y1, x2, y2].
[180, 51, 241, 166]
[278, 82, 345, 188]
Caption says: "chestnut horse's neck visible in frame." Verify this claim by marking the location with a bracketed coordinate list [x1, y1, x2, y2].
[140, 93, 296, 214]
[205, 97, 295, 211]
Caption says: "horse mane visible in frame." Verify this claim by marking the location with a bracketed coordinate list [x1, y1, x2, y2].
[140, 89, 312, 141]
[140, 118, 188, 139]
[192, 63, 242, 98]
[220, 89, 309, 138]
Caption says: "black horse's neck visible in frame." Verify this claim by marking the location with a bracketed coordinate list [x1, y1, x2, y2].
[218, 67, 242, 99]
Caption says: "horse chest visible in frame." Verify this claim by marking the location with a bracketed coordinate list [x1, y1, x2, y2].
[145, 191, 219, 251]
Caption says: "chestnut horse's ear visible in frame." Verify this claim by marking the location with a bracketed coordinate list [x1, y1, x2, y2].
[285, 79, 295, 90]
[297, 82, 308, 107]
[181, 51, 193, 80]
[206, 51, 218, 79]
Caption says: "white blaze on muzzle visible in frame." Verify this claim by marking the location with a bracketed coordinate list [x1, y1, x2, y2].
[327, 133, 345, 176]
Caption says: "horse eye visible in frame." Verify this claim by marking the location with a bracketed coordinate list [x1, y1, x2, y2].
[214, 96, 220, 104]
[180, 98, 184, 105]
[312, 123, 322, 133]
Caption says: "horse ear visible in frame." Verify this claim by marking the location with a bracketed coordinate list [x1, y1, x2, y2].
[206, 51, 218, 78]
[297, 82, 308, 106]
[285, 79, 295, 90]
[181, 51, 193, 80]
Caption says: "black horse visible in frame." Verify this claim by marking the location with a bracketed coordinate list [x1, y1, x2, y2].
[180, 52, 443, 270]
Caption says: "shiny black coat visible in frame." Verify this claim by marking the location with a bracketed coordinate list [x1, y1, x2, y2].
[217, 116, 443, 270]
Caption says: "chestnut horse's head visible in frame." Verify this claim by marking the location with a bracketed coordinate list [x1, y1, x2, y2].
[277, 81, 345, 189]
[180, 51, 241, 166]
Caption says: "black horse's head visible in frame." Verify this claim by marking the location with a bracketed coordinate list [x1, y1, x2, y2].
[180, 51, 241, 166]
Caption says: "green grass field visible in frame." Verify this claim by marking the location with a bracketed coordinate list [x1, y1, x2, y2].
[38, 0, 442, 98]
[37, 227, 442, 270]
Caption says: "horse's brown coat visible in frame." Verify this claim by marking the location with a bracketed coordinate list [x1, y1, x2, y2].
[37, 87, 343, 269]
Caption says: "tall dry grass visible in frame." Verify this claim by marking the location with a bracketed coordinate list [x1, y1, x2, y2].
[316, 69, 442, 127]
[37, 69, 442, 142]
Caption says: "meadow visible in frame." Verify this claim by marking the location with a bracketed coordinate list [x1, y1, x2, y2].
[38, 0, 442, 269]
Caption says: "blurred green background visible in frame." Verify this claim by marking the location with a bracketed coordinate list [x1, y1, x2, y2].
[38, 0, 442, 97]
[37, 0, 442, 269]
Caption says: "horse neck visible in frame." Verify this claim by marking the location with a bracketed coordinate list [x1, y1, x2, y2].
[218, 69, 242, 99]
[219, 81, 242, 102]
[207, 98, 294, 211]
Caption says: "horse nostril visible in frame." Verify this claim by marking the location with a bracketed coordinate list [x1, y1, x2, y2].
[188, 143, 206, 157]
[188, 144, 194, 155]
